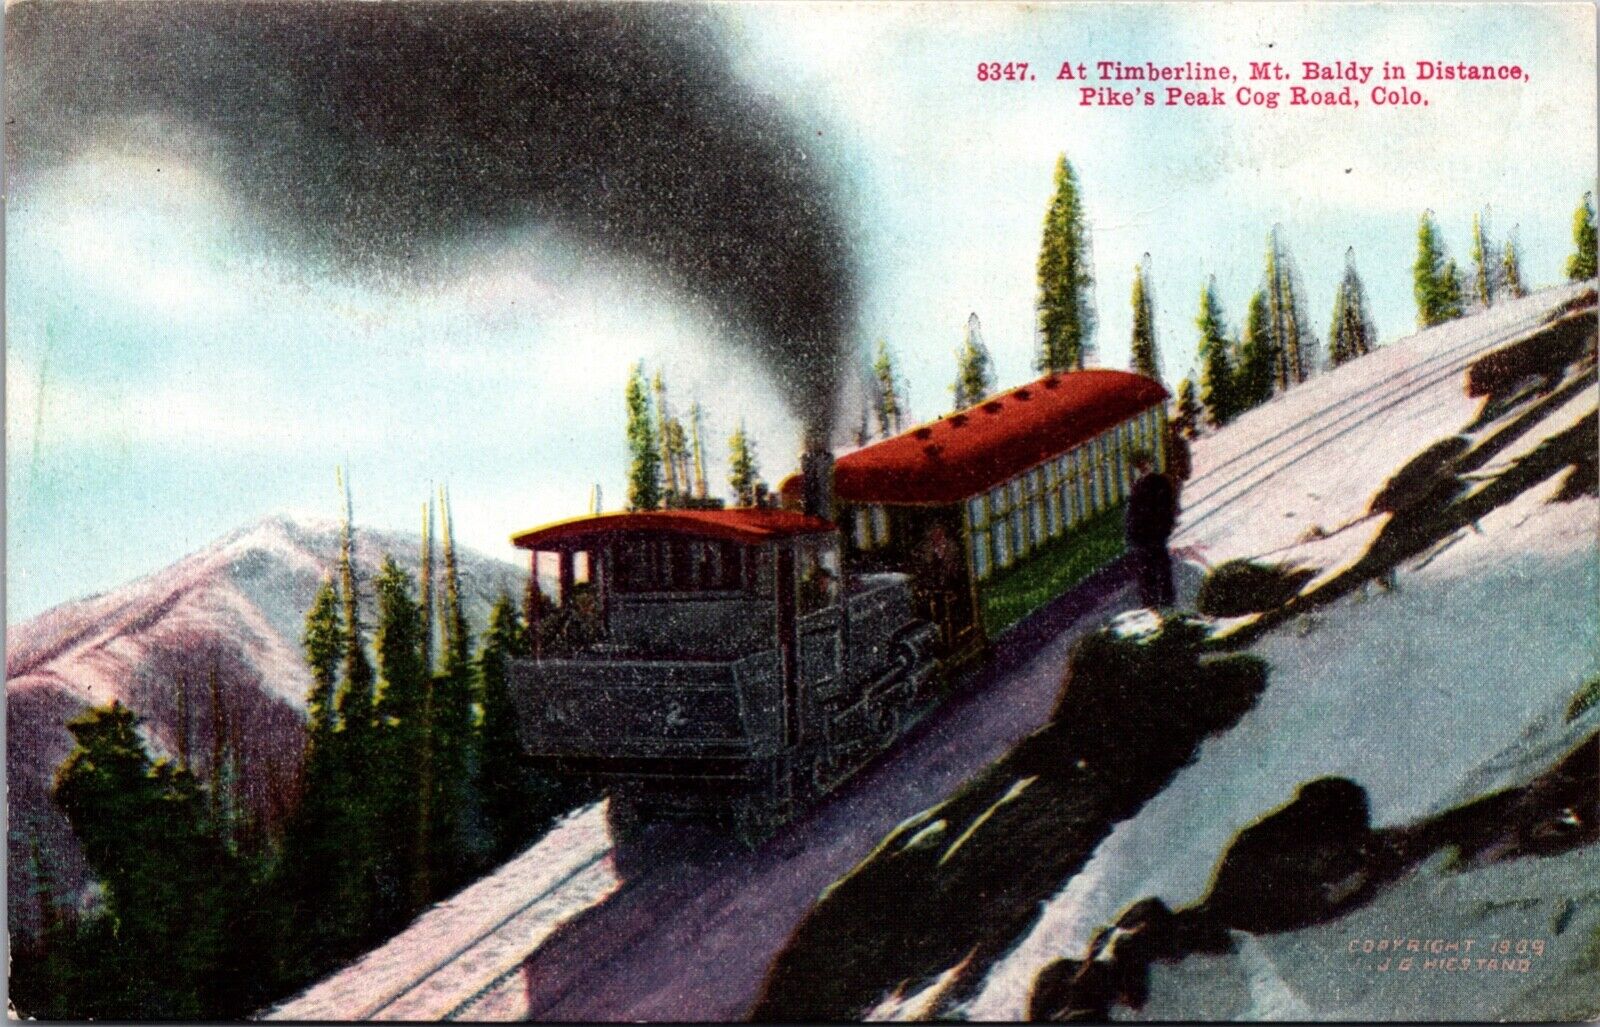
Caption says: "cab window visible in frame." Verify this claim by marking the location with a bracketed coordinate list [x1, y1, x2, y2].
[613, 537, 744, 593]
[796, 538, 841, 615]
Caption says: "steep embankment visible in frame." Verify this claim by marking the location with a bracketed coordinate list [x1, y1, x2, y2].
[753, 283, 1598, 1021]
[6, 515, 527, 939]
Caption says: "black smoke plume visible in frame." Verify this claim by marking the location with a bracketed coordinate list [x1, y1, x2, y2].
[6, 1, 858, 442]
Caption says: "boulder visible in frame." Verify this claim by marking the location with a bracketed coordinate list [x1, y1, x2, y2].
[1199, 777, 1376, 933]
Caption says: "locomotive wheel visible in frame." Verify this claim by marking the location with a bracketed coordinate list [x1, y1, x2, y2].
[804, 744, 844, 801]
[871, 702, 901, 742]
[810, 750, 834, 796]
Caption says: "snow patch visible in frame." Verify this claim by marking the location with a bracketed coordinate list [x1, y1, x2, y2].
[1109, 609, 1164, 642]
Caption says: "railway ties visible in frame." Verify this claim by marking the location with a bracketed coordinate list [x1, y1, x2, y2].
[1183, 291, 1574, 501]
[259, 805, 621, 1022]
[1179, 289, 1586, 533]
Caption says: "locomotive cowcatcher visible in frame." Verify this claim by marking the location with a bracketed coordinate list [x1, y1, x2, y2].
[507, 502, 941, 841]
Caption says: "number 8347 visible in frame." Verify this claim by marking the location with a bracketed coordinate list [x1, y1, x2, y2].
[976, 61, 1034, 82]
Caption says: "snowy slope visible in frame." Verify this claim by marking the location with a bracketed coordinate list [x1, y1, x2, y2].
[960, 284, 1598, 1020]
[1173, 285, 1591, 579]
[6, 514, 528, 938]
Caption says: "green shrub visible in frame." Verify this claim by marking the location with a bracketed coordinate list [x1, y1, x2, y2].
[1196, 560, 1317, 617]
[1568, 676, 1600, 722]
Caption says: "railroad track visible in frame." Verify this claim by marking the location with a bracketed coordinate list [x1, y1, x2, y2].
[1184, 290, 1575, 495]
[1180, 290, 1584, 532]
[363, 850, 616, 1020]
[260, 806, 622, 1022]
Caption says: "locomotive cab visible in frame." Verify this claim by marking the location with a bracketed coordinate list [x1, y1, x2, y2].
[507, 509, 940, 840]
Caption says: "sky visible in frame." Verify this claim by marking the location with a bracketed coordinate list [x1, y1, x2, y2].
[5, 1, 1596, 622]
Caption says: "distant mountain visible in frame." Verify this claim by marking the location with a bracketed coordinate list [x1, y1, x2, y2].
[6, 514, 528, 940]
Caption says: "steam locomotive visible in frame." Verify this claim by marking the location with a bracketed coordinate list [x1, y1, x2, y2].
[507, 368, 1169, 840]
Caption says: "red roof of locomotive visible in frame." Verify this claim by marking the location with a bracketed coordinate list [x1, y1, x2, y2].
[512, 508, 836, 551]
[784, 369, 1168, 506]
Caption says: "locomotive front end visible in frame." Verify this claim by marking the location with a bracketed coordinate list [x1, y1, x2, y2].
[507, 506, 941, 842]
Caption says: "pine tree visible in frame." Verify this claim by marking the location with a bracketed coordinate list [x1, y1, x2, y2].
[414, 497, 437, 902]
[1263, 226, 1315, 388]
[477, 594, 562, 860]
[1441, 258, 1465, 320]
[371, 557, 429, 916]
[303, 579, 344, 741]
[53, 702, 250, 1018]
[331, 469, 380, 925]
[420, 497, 436, 673]
[1128, 256, 1162, 382]
[438, 489, 470, 679]
[728, 420, 761, 506]
[1414, 210, 1463, 326]
[334, 469, 375, 740]
[651, 372, 678, 502]
[1501, 228, 1527, 299]
[205, 663, 244, 854]
[280, 575, 355, 973]
[1233, 289, 1275, 414]
[477, 594, 524, 857]
[1566, 192, 1598, 280]
[374, 559, 427, 730]
[688, 401, 709, 500]
[1196, 277, 1236, 428]
[624, 362, 662, 510]
[1175, 378, 1202, 437]
[1327, 248, 1377, 367]
[952, 313, 996, 410]
[1469, 211, 1497, 310]
[1036, 154, 1096, 372]
[430, 486, 483, 887]
[661, 415, 691, 507]
[173, 671, 193, 771]
[652, 372, 694, 505]
[872, 339, 904, 437]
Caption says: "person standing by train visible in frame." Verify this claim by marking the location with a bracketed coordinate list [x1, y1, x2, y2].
[1125, 449, 1177, 608]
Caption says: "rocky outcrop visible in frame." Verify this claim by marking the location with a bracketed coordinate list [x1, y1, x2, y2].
[1028, 732, 1598, 1022]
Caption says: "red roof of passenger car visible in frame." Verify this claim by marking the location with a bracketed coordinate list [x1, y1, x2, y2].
[783, 369, 1168, 506]
[511, 508, 836, 551]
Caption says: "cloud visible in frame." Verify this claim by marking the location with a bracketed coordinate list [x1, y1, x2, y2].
[6, 358, 384, 457]
[11, 151, 249, 322]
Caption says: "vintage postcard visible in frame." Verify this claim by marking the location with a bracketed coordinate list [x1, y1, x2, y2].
[6, 1, 1597, 1021]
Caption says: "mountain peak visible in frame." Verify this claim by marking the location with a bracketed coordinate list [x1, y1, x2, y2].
[8, 508, 533, 940]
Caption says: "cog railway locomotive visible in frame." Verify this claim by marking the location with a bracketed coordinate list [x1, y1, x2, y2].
[508, 368, 1169, 839]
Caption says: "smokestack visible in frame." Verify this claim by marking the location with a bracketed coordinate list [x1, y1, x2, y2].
[801, 446, 835, 523]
